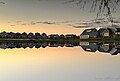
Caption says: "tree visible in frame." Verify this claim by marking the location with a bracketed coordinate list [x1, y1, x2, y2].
[15, 33, 21, 39]
[66, 0, 120, 21]
[41, 33, 47, 39]
[35, 32, 41, 39]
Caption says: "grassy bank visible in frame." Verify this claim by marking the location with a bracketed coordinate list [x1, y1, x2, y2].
[0, 38, 120, 42]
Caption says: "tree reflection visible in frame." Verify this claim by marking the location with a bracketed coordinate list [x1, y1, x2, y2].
[0, 41, 120, 55]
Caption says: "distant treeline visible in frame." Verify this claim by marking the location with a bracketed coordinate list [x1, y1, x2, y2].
[0, 31, 79, 39]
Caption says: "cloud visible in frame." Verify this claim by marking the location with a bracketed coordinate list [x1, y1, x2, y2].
[30, 21, 75, 25]
[16, 21, 22, 23]
[9, 18, 120, 28]
[0, 2, 6, 4]
[8, 20, 79, 27]
[10, 25, 16, 26]
[73, 25, 92, 28]
[30, 21, 36, 25]
[21, 23, 27, 26]
[30, 21, 57, 25]
[111, 18, 120, 23]
[36, 21, 41, 24]
[41, 21, 56, 24]
[38, 0, 49, 1]
[71, 18, 120, 28]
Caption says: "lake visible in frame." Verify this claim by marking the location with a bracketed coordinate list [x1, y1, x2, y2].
[0, 45, 120, 81]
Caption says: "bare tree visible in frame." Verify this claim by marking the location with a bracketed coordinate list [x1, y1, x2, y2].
[65, 0, 120, 22]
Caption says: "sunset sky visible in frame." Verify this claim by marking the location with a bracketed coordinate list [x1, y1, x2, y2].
[0, 0, 90, 34]
[0, 0, 120, 34]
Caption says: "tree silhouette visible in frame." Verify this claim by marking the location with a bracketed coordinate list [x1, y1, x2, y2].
[66, 0, 120, 22]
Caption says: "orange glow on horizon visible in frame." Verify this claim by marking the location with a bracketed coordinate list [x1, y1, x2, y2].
[0, 22, 84, 35]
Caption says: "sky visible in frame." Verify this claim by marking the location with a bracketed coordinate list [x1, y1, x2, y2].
[0, 0, 86, 34]
[0, 0, 96, 21]
[0, 0, 104, 34]
[0, 0, 120, 34]
[1, 0, 120, 34]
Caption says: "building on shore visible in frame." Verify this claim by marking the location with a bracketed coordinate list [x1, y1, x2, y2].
[80, 28, 98, 39]
[98, 28, 115, 38]
[80, 27, 120, 39]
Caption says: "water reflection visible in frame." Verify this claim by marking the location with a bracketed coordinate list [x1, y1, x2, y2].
[1, 41, 120, 55]
[80, 42, 120, 55]
[0, 41, 79, 49]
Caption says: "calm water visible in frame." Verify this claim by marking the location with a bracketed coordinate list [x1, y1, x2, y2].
[0, 46, 120, 81]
